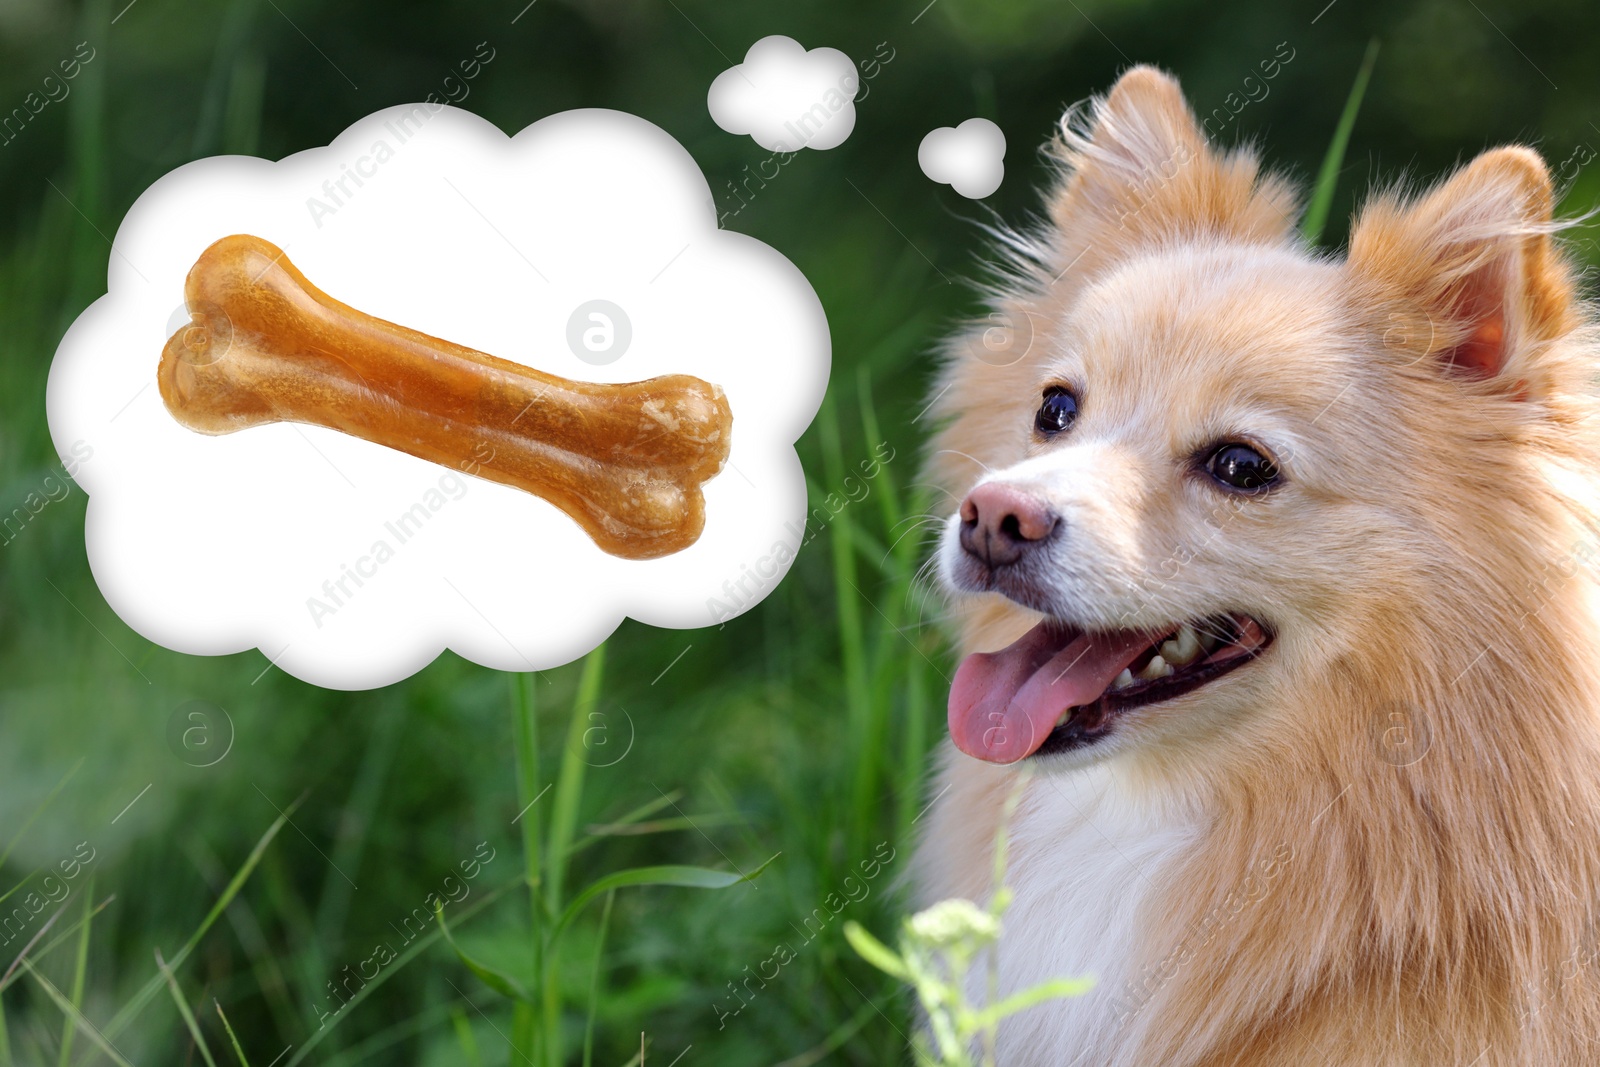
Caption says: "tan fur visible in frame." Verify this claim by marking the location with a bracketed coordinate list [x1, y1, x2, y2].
[917, 66, 1600, 1065]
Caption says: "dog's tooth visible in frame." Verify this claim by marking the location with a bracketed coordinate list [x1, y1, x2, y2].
[1136, 655, 1171, 682]
[1160, 626, 1202, 668]
[1197, 627, 1219, 654]
[1113, 668, 1135, 690]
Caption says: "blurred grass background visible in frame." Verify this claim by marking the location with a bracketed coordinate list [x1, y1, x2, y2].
[1, 0, 1597, 1062]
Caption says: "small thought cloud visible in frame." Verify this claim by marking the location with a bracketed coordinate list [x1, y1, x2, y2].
[47, 105, 828, 690]
[708, 35, 858, 153]
[918, 118, 1006, 199]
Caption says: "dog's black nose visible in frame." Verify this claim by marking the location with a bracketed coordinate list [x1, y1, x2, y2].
[958, 483, 1058, 568]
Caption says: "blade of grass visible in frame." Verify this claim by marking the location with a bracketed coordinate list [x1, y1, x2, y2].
[770, 997, 881, 1067]
[316, 699, 403, 944]
[0, 869, 43, 911]
[258, 847, 328, 1053]
[284, 879, 512, 1066]
[616, 1036, 646, 1067]
[696, 773, 771, 870]
[511, 1002, 538, 1066]
[186, 843, 300, 1051]
[213, 1000, 251, 1067]
[551, 854, 779, 942]
[1302, 39, 1381, 246]
[852, 385, 913, 862]
[1, 897, 71, 990]
[314, 999, 459, 1067]
[827, 512, 895, 575]
[55, 877, 93, 1067]
[96, 797, 302, 1047]
[578, 814, 740, 840]
[512, 673, 542, 884]
[547, 645, 606, 912]
[856, 376, 924, 826]
[860, 307, 938, 378]
[547, 645, 607, 1067]
[509, 671, 543, 1063]
[580, 889, 615, 1067]
[450, 1005, 484, 1067]
[24, 960, 133, 1067]
[898, 660, 930, 845]
[817, 394, 874, 861]
[0, 757, 83, 871]
[435, 900, 529, 1001]
[567, 791, 683, 857]
[0, 988, 11, 1067]
[0, 896, 113, 997]
[856, 366, 903, 536]
[155, 948, 219, 1067]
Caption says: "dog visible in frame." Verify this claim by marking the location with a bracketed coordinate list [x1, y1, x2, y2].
[914, 65, 1600, 1065]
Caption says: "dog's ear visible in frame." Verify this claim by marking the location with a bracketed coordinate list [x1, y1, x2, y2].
[1347, 147, 1577, 394]
[1046, 66, 1297, 272]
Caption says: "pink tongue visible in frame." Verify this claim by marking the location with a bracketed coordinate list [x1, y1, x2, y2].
[948, 622, 1157, 764]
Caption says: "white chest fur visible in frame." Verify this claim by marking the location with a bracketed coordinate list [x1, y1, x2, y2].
[965, 763, 1199, 1066]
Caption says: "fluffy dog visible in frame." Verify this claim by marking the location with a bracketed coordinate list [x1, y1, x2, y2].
[916, 65, 1600, 1065]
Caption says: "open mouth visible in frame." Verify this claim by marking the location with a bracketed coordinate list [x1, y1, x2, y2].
[947, 614, 1272, 763]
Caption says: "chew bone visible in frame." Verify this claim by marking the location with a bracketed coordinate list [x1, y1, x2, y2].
[158, 235, 732, 560]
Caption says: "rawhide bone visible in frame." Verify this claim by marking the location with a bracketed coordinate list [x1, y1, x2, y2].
[159, 234, 732, 560]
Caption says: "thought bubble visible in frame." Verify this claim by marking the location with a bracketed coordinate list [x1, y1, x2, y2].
[918, 117, 1006, 199]
[708, 36, 859, 153]
[47, 105, 828, 690]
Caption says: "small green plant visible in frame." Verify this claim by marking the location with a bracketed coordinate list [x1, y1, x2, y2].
[443, 645, 777, 1067]
[844, 776, 1091, 1067]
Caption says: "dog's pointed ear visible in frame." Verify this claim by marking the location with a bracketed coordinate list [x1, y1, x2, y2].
[1047, 66, 1297, 267]
[1348, 147, 1577, 395]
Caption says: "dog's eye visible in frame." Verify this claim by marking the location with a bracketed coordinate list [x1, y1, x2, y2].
[1035, 387, 1079, 436]
[1205, 443, 1279, 492]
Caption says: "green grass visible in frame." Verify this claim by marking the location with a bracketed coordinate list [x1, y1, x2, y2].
[1302, 40, 1382, 247]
